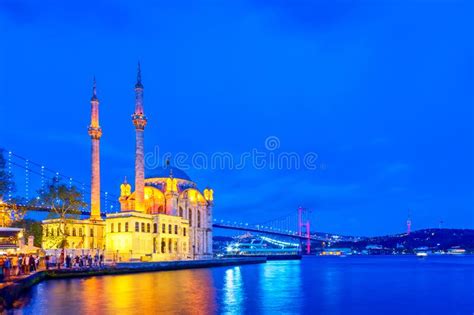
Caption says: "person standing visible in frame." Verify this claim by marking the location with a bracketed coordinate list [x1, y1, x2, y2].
[17, 255, 23, 275]
[35, 256, 40, 271]
[11, 255, 18, 276]
[99, 253, 104, 267]
[0, 255, 5, 281]
[4, 256, 11, 280]
[22, 255, 29, 275]
[50, 254, 56, 270]
[59, 251, 64, 270]
[65, 255, 70, 268]
[29, 255, 36, 272]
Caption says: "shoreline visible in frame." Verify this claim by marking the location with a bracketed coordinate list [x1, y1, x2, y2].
[0, 257, 267, 311]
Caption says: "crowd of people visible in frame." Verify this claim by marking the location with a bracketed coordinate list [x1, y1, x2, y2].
[0, 251, 106, 282]
[0, 254, 40, 280]
[45, 252, 105, 269]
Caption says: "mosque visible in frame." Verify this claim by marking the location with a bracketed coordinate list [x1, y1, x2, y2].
[42, 64, 214, 261]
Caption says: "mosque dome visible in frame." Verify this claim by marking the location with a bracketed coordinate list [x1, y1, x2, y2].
[146, 166, 192, 181]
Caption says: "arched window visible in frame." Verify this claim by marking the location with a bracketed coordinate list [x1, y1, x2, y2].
[90, 228, 94, 237]
[125, 222, 129, 232]
[45, 228, 49, 237]
[179, 206, 183, 217]
[168, 239, 172, 253]
[141, 222, 145, 232]
[72, 228, 76, 237]
[153, 223, 157, 233]
[118, 223, 121, 232]
[161, 240, 166, 253]
[197, 210, 201, 228]
[111, 223, 114, 233]
[135, 222, 139, 232]
[174, 225, 178, 235]
[168, 224, 172, 234]
[189, 209, 193, 226]
[147, 223, 151, 233]
[162, 224, 166, 233]
[79, 228, 83, 237]
[183, 227, 186, 237]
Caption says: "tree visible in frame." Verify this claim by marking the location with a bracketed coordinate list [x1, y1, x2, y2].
[11, 219, 43, 247]
[35, 178, 86, 249]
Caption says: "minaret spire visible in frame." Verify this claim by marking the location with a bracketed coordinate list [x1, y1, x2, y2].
[91, 76, 98, 101]
[136, 62, 143, 88]
[132, 62, 147, 212]
[88, 77, 102, 220]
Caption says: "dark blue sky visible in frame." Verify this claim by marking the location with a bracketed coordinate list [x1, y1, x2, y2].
[1, 0, 472, 236]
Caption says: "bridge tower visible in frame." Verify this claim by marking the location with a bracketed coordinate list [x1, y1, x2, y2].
[298, 206, 311, 254]
[88, 77, 102, 221]
[132, 62, 147, 212]
[298, 206, 303, 236]
[406, 212, 412, 235]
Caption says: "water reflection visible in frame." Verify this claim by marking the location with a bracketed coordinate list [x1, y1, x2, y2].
[12, 257, 474, 315]
[259, 260, 302, 314]
[18, 269, 216, 314]
[222, 267, 244, 314]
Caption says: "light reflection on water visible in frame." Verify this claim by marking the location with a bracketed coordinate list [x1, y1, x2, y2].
[11, 256, 474, 315]
[259, 261, 301, 314]
[222, 267, 243, 314]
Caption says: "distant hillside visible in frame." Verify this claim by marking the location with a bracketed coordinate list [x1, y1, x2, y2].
[332, 228, 474, 252]
[213, 229, 474, 253]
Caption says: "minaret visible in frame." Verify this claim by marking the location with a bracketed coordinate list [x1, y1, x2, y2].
[132, 62, 147, 212]
[88, 77, 102, 220]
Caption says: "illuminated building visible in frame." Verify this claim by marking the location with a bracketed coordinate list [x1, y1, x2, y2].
[0, 227, 23, 253]
[42, 65, 214, 261]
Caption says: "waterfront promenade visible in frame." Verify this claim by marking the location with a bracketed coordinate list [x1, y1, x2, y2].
[0, 257, 266, 311]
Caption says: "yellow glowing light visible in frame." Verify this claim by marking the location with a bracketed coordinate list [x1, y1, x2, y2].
[120, 182, 131, 197]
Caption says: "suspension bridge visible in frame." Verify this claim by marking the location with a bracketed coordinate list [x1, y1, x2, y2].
[1, 149, 319, 253]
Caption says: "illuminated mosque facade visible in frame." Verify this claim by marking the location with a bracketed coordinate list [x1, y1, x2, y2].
[42, 64, 214, 261]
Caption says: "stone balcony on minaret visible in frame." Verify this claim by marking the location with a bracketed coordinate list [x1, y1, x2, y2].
[88, 126, 102, 140]
[132, 114, 147, 131]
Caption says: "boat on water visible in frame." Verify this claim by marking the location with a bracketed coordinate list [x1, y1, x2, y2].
[222, 235, 302, 260]
[416, 252, 428, 258]
[447, 247, 466, 255]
